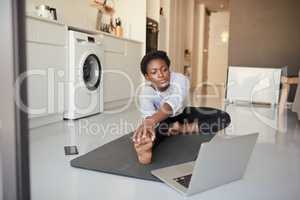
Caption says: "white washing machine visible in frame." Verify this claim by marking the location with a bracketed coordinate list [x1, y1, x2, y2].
[64, 30, 104, 119]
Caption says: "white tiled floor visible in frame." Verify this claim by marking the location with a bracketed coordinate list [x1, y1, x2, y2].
[29, 100, 300, 200]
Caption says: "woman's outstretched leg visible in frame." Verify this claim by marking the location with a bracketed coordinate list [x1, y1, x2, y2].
[167, 107, 231, 135]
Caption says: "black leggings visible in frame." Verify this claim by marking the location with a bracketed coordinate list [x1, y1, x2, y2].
[154, 106, 231, 144]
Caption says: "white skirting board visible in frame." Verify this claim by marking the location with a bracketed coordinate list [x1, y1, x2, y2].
[29, 113, 63, 129]
[104, 98, 133, 111]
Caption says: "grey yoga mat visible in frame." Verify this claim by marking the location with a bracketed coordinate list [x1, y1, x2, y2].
[70, 133, 214, 182]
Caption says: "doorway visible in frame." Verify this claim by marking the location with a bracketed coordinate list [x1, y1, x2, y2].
[192, 2, 230, 103]
[192, 3, 210, 92]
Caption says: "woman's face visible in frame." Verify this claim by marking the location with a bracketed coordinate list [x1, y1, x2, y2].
[145, 59, 171, 91]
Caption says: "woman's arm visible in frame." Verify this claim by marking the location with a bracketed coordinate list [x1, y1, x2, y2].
[162, 74, 190, 117]
[148, 102, 172, 124]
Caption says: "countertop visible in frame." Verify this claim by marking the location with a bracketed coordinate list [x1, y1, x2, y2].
[26, 13, 143, 44]
[68, 25, 143, 44]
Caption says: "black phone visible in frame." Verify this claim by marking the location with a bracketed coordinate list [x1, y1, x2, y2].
[64, 146, 79, 155]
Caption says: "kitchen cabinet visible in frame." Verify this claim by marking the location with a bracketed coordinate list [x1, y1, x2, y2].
[102, 34, 143, 107]
[26, 16, 67, 128]
[25, 17, 143, 127]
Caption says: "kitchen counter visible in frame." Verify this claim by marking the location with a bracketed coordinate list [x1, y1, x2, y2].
[68, 25, 143, 44]
[26, 13, 142, 44]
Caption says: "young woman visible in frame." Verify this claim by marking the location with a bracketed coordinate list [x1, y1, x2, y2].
[133, 51, 231, 164]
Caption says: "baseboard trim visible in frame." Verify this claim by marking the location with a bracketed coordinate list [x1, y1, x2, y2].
[29, 113, 63, 129]
[104, 98, 133, 111]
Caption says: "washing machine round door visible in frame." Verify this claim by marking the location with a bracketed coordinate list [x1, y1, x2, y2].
[82, 54, 101, 91]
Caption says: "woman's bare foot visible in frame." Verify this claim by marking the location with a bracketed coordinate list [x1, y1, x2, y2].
[134, 137, 154, 164]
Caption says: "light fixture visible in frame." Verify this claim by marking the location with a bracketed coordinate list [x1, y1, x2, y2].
[221, 31, 229, 43]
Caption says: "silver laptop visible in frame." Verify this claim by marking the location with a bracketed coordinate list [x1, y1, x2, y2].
[151, 133, 258, 196]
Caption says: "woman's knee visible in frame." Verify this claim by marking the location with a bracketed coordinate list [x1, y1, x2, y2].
[220, 111, 231, 128]
[198, 110, 231, 133]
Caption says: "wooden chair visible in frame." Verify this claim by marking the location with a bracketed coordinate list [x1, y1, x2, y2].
[291, 72, 300, 119]
[279, 76, 299, 108]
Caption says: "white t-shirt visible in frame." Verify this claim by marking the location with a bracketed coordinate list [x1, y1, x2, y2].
[138, 71, 190, 118]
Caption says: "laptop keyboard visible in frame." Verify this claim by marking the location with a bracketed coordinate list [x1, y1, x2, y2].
[174, 174, 192, 188]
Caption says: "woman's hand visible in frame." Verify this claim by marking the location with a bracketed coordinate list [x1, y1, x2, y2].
[133, 103, 173, 143]
[133, 118, 156, 143]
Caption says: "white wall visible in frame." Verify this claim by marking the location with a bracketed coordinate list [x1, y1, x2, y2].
[114, 0, 146, 43]
[184, 0, 195, 51]
[168, 0, 188, 73]
[146, 0, 160, 21]
[158, 0, 170, 52]
[26, 0, 146, 44]
[207, 12, 229, 85]
[191, 3, 206, 88]
[26, 0, 98, 29]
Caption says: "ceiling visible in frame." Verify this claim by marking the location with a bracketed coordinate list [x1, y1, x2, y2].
[196, 0, 230, 12]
